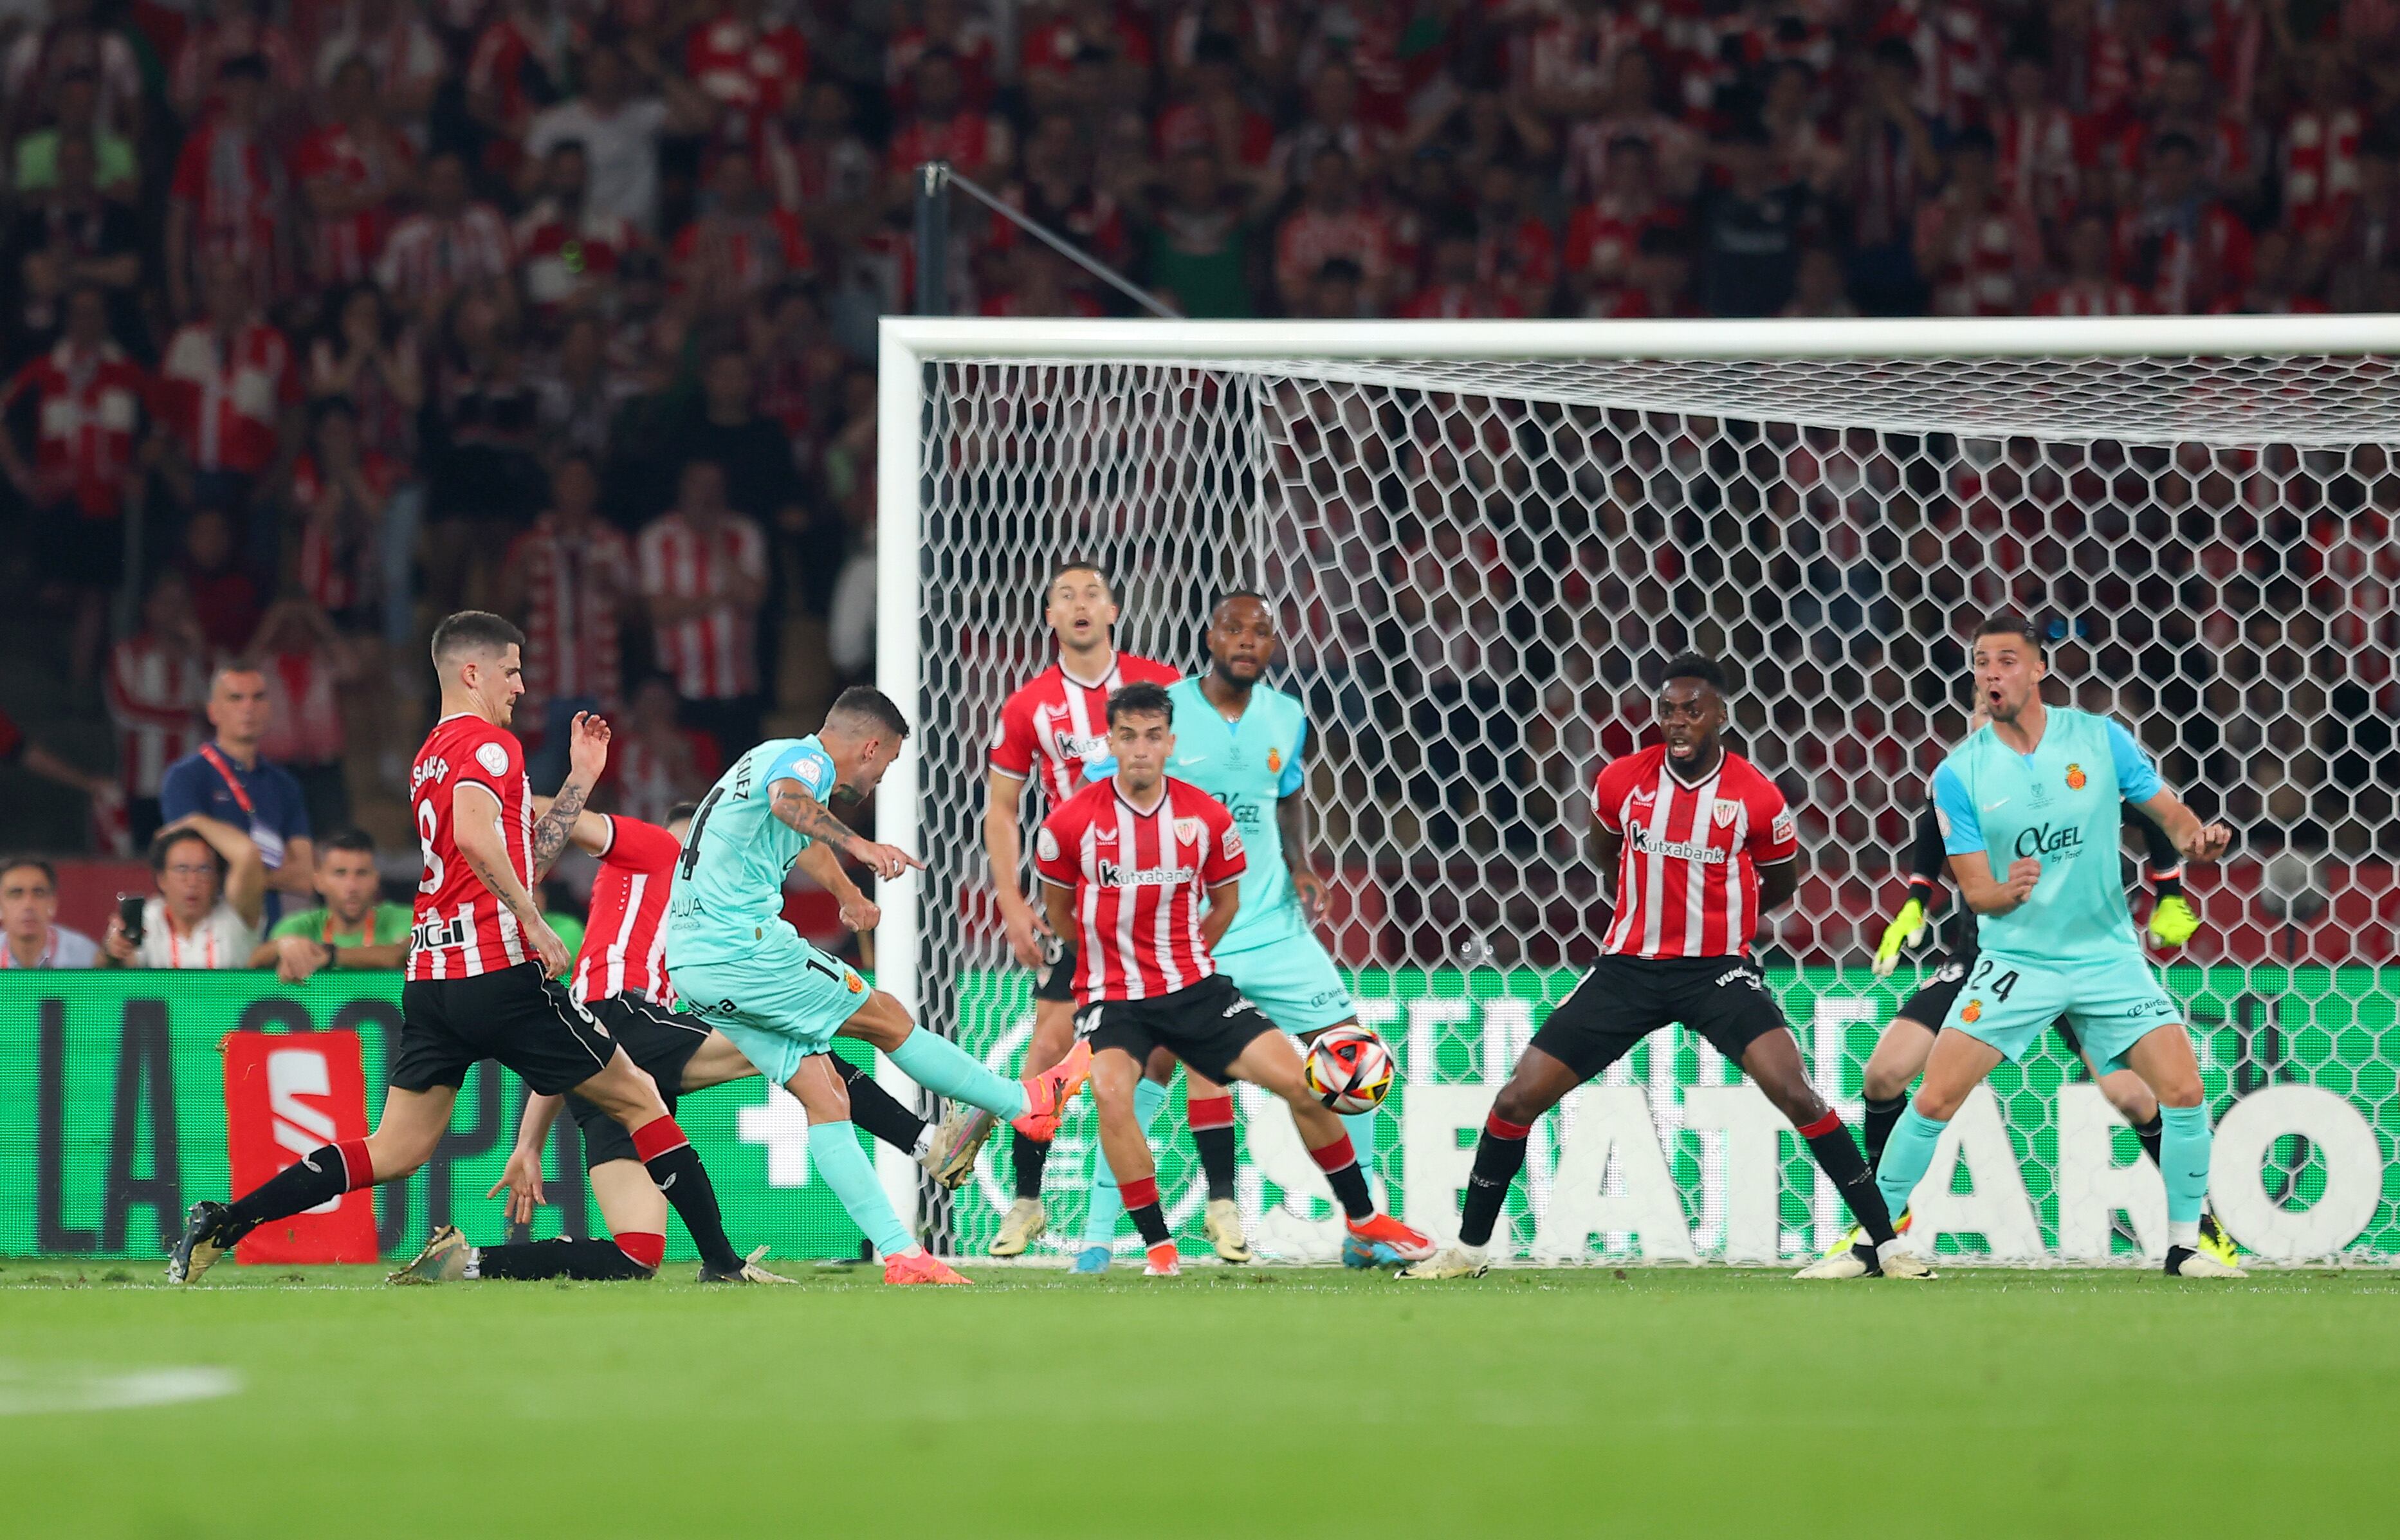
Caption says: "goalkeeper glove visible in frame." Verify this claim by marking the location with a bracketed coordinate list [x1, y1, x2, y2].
[1873, 897, 1928, 978]
[2148, 894, 2200, 948]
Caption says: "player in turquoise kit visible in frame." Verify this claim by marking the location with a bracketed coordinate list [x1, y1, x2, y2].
[664, 686, 1092, 1285]
[1863, 614, 2243, 1279]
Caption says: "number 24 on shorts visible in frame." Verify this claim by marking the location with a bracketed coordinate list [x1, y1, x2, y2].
[1966, 957, 2020, 1000]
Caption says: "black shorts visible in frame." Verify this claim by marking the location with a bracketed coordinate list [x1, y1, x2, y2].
[1074, 973, 1277, 1084]
[393, 962, 620, 1097]
[1035, 939, 1077, 1004]
[567, 995, 711, 1167]
[1894, 953, 1972, 1032]
[1896, 948, 2084, 1057]
[1528, 954, 1790, 1081]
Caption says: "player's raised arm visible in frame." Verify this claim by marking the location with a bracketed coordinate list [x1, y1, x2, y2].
[2103, 719, 2231, 865]
[453, 780, 569, 973]
[528, 711, 609, 881]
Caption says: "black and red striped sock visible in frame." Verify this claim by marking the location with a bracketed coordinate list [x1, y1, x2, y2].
[1121, 1175, 1171, 1247]
[1187, 1094, 1237, 1201]
[471, 1234, 660, 1281]
[218, 1138, 374, 1243]
[1306, 1131, 1375, 1220]
[1458, 1112, 1532, 1249]
[630, 1117, 742, 1273]
[1798, 1108, 1896, 1246]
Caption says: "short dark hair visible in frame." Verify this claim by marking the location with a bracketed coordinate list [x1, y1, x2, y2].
[0, 855, 57, 889]
[322, 829, 377, 857]
[827, 685, 910, 738]
[666, 801, 702, 826]
[150, 827, 224, 879]
[1974, 611, 2044, 652]
[1660, 653, 1730, 693]
[1047, 557, 1111, 597]
[430, 610, 525, 666]
[1211, 588, 1269, 616]
[1107, 682, 1175, 726]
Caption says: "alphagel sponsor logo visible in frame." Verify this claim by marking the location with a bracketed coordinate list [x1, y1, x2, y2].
[2013, 823, 2085, 859]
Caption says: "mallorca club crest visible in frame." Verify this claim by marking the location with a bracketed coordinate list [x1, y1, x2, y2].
[1266, 747, 1283, 775]
[2064, 763, 2087, 790]
[1961, 999, 1984, 1025]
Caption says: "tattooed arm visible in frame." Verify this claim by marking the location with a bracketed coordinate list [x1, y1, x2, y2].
[529, 712, 612, 881]
[455, 782, 570, 974]
[767, 778, 924, 881]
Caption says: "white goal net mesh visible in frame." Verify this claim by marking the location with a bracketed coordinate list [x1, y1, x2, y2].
[894, 342, 2400, 1267]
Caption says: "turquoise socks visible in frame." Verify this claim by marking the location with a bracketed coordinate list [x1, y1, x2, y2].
[808, 1121, 912, 1258]
[2159, 1103, 2212, 1233]
[1083, 1077, 1170, 1247]
[890, 1030, 1028, 1120]
[1874, 1106, 1947, 1224]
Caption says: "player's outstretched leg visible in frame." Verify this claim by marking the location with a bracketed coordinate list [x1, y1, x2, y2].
[1726, 1030, 1925, 1281]
[568, 1048, 762, 1282]
[2121, 1026, 2245, 1279]
[783, 1052, 969, 1284]
[170, 1086, 455, 1283]
[390, 1227, 666, 1284]
[1398, 1048, 1586, 1279]
[1074, 1068, 1171, 1273]
[1216, 1031, 1431, 1268]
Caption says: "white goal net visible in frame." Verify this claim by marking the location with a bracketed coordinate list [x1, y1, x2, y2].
[873, 317, 2400, 1267]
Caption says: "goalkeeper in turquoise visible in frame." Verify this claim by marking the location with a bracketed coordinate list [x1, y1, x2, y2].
[1867, 615, 2241, 1279]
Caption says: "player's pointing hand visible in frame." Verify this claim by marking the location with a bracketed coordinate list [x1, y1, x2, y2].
[851, 839, 925, 881]
[488, 1147, 545, 1226]
[567, 711, 611, 782]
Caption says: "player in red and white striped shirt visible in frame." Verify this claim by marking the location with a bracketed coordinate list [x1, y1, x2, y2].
[173, 611, 765, 1287]
[389, 798, 951, 1285]
[1400, 654, 1921, 1282]
[983, 558, 1183, 1256]
[1036, 682, 1431, 1276]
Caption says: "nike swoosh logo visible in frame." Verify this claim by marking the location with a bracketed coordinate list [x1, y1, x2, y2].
[1181, 754, 1208, 764]
[2186, 1171, 2209, 1181]
[1982, 798, 2010, 811]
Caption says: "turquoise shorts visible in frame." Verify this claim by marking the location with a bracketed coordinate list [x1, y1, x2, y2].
[1938, 950, 2183, 1076]
[668, 935, 870, 1086]
[1215, 935, 1356, 1036]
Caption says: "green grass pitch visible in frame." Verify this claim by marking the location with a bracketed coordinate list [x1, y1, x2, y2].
[3, 1262, 2394, 1539]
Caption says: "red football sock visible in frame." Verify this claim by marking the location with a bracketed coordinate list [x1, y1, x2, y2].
[336, 1138, 374, 1191]
[629, 1116, 690, 1162]
[614, 1232, 665, 1271]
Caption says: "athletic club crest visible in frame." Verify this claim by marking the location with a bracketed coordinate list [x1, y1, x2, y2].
[2064, 763, 2087, 789]
[1173, 816, 1204, 847]
[1712, 799, 1739, 828]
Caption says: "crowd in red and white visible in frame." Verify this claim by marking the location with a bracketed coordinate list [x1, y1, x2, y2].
[3, 0, 2400, 867]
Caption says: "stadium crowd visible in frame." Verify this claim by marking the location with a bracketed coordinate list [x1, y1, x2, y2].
[0, 0, 2395, 969]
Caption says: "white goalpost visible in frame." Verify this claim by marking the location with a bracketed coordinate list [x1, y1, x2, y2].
[874, 315, 2400, 1266]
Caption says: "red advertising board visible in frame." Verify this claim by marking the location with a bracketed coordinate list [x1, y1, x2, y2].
[222, 1031, 379, 1265]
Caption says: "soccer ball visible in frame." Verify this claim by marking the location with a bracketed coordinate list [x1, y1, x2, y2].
[1303, 1027, 1395, 1114]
